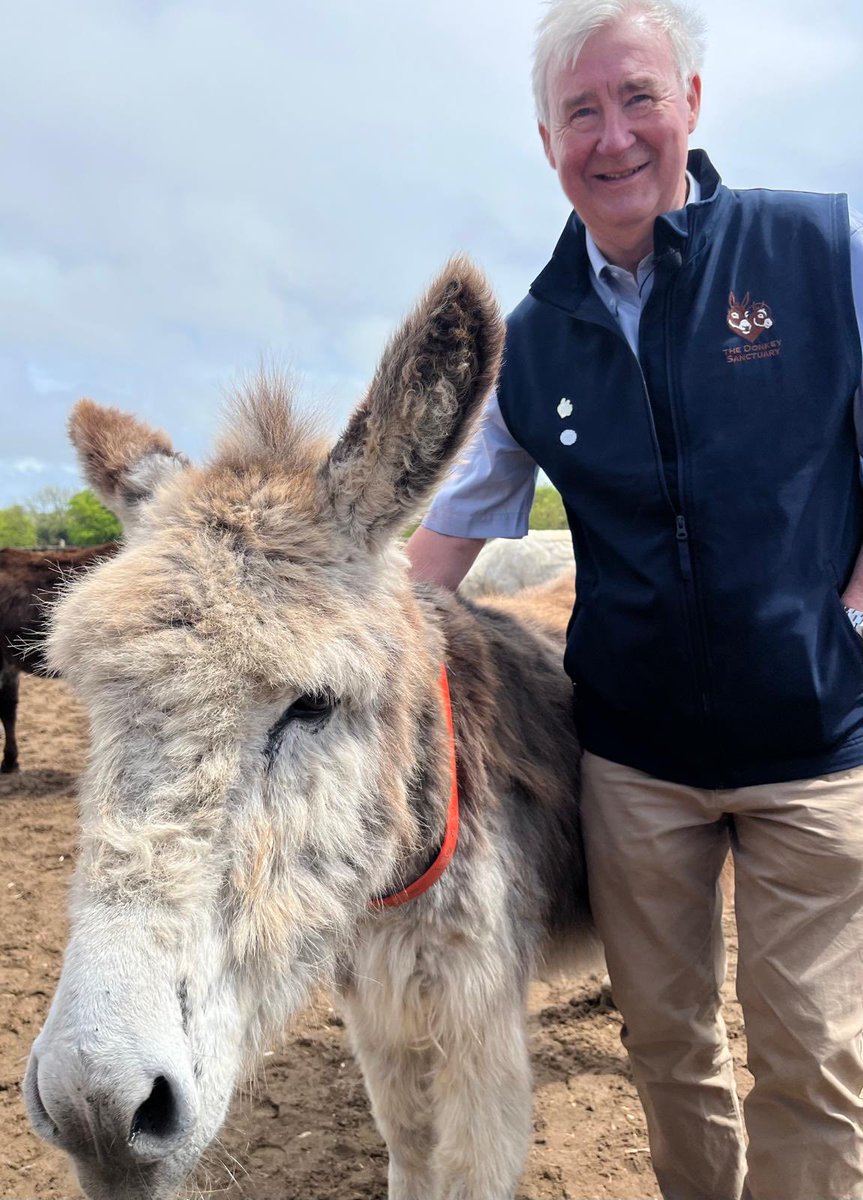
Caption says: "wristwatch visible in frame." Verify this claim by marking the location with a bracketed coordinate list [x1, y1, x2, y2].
[844, 605, 863, 636]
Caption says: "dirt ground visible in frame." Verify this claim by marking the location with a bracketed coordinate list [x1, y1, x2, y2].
[0, 673, 752, 1200]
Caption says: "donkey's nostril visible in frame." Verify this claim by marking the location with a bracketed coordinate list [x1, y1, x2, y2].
[130, 1075, 179, 1144]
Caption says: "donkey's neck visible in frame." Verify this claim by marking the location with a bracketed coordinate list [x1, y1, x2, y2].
[380, 583, 506, 889]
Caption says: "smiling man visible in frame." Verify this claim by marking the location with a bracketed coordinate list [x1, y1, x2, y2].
[407, 2, 863, 1198]
[539, 16, 700, 272]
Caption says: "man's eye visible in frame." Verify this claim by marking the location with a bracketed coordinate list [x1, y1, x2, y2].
[628, 93, 652, 105]
[571, 107, 594, 121]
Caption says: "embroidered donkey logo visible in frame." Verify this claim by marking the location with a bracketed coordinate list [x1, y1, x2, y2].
[751, 301, 774, 333]
[727, 292, 774, 344]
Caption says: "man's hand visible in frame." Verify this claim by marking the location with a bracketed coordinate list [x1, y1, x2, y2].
[839, 541, 863, 614]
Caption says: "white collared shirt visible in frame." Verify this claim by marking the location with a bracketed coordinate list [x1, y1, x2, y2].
[584, 171, 701, 356]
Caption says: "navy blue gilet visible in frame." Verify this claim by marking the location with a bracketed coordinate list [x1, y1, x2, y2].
[497, 151, 863, 788]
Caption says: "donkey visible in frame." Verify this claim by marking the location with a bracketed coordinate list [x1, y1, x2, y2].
[0, 542, 119, 772]
[23, 261, 597, 1200]
[726, 290, 753, 339]
[750, 300, 774, 332]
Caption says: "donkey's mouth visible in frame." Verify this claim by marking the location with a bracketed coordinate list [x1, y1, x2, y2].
[74, 1156, 188, 1200]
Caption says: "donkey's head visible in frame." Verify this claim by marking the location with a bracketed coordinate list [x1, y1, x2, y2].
[23, 261, 503, 1200]
[726, 290, 752, 338]
[750, 300, 773, 331]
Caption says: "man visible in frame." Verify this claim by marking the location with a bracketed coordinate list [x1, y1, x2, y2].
[407, 2, 863, 1198]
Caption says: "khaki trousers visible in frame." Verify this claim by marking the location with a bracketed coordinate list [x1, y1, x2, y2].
[581, 752, 863, 1200]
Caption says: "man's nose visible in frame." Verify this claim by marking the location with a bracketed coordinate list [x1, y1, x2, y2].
[595, 108, 636, 157]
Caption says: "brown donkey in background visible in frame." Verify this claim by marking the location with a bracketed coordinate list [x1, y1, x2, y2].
[0, 543, 117, 772]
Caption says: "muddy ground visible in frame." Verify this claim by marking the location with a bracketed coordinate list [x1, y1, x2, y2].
[0, 673, 752, 1200]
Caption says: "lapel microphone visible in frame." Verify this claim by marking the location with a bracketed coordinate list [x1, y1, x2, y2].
[656, 247, 683, 271]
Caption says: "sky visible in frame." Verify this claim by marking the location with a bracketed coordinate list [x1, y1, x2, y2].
[1, 0, 861, 506]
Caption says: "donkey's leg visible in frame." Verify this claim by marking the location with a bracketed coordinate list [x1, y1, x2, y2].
[0, 660, 20, 774]
[430, 988, 533, 1200]
[341, 998, 438, 1200]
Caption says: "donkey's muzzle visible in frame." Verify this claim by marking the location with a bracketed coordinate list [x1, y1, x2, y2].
[23, 1045, 195, 1166]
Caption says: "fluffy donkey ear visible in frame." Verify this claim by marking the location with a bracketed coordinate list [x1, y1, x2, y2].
[320, 257, 504, 548]
[69, 399, 189, 528]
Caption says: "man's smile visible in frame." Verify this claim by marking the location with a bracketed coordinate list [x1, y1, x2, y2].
[594, 162, 650, 182]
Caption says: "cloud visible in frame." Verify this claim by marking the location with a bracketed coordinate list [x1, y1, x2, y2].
[26, 363, 77, 396]
[699, 2, 861, 192]
[0, 0, 860, 505]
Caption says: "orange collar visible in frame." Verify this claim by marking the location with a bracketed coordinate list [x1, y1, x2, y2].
[369, 663, 459, 910]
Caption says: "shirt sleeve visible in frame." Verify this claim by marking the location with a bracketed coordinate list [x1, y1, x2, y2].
[422, 390, 539, 539]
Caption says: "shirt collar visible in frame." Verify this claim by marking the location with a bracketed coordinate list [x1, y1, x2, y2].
[585, 169, 702, 288]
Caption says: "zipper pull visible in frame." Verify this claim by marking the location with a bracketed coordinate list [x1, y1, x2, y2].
[675, 515, 692, 579]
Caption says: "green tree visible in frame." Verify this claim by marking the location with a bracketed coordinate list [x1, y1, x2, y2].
[66, 490, 122, 546]
[529, 485, 566, 530]
[0, 505, 38, 548]
[25, 485, 76, 546]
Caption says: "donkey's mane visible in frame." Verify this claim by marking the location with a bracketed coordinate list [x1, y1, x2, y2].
[214, 373, 329, 477]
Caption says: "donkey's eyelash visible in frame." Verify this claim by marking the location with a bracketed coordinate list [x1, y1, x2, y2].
[263, 692, 338, 764]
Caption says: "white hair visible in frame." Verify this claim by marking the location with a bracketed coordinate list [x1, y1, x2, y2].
[532, 0, 707, 125]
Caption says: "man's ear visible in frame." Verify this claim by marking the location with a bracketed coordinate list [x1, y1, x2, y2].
[539, 122, 557, 169]
[687, 73, 702, 133]
[68, 399, 189, 530]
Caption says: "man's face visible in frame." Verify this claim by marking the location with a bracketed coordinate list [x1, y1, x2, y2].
[539, 15, 701, 264]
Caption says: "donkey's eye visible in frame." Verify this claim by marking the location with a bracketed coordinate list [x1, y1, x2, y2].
[288, 693, 336, 719]
[264, 692, 337, 763]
